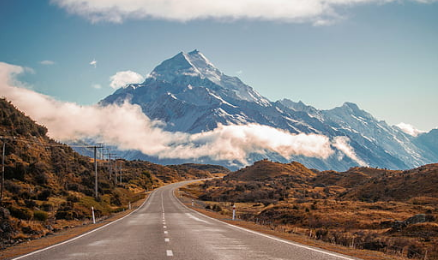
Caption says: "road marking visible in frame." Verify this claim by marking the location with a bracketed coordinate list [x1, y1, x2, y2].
[185, 213, 210, 223]
[166, 250, 173, 256]
[161, 191, 165, 213]
[163, 225, 167, 229]
[164, 231, 168, 235]
[165, 238, 170, 242]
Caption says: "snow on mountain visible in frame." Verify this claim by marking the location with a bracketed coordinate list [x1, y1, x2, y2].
[99, 50, 438, 171]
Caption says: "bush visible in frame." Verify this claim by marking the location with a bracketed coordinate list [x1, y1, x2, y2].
[55, 210, 74, 220]
[5, 180, 21, 193]
[24, 199, 37, 208]
[34, 210, 48, 221]
[66, 183, 79, 191]
[37, 189, 52, 201]
[34, 172, 49, 185]
[41, 202, 54, 212]
[67, 195, 80, 203]
[212, 204, 222, 212]
[9, 206, 33, 220]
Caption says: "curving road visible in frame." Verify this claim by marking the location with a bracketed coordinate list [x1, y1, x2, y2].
[13, 181, 359, 260]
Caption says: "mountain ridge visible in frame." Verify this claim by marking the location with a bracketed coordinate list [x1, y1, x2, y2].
[100, 50, 438, 171]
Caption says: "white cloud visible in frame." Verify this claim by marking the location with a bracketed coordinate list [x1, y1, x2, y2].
[109, 70, 144, 89]
[40, 60, 56, 65]
[162, 124, 334, 164]
[51, 0, 435, 25]
[90, 59, 97, 68]
[332, 136, 367, 166]
[91, 83, 102, 89]
[0, 61, 335, 165]
[396, 122, 425, 137]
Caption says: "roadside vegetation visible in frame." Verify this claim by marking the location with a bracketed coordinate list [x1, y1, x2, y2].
[183, 159, 438, 260]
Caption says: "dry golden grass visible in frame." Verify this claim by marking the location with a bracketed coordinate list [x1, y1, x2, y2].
[181, 177, 438, 260]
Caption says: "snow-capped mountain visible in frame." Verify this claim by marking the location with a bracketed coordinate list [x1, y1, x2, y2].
[100, 50, 437, 171]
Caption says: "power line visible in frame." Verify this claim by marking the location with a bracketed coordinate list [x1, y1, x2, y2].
[0, 135, 105, 201]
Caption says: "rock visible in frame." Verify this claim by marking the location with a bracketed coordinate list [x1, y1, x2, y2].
[0, 222, 13, 233]
[0, 207, 11, 219]
[404, 214, 426, 225]
[391, 221, 407, 231]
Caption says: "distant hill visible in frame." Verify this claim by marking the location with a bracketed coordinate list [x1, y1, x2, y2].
[169, 163, 230, 176]
[201, 159, 438, 203]
[225, 160, 316, 182]
[340, 164, 438, 202]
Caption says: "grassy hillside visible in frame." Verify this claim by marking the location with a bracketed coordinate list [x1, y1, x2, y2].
[187, 160, 438, 259]
[0, 98, 214, 249]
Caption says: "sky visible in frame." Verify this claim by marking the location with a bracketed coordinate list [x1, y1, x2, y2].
[1, 0, 437, 133]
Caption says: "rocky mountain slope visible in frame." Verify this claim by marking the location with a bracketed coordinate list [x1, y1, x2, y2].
[100, 50, 437, 171]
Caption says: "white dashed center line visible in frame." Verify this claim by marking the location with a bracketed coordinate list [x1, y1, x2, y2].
[166, 250, 173, 256]
[164, 231, 168, 235]
[165, 238, 170, 242]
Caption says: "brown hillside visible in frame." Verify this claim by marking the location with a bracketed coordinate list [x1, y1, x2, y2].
[342, 163, 438, 202]
[225, 160, 316, 181]
[314, 167, 401, 189]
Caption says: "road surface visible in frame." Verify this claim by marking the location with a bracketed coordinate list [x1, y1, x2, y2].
[13, 181, 359, 260]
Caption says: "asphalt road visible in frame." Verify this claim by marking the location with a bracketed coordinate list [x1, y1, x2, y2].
[13, 181, 359, 260]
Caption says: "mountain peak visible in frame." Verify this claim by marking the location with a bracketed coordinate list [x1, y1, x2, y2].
[148, 50, 222, 84]
[188, 49, 200, 55]
[141, 50, 270, 106]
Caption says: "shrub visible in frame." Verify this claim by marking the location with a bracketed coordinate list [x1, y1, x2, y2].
[67, 195, 80, 203]
[66, 183, 79, 191]
[9, 206, 33, 220]
[5, 180, 21, 194]
[212, 204, 222, 212]
[37, 189, 52, 201]
[55, 210, 74, 220]
[24, 199, 37, 209]
[33, 210, 48, 221]
[34, 172, 48, 185]
[41, 202, 54, 212]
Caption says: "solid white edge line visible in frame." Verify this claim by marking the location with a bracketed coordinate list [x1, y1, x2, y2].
[172, 183, 359, 260]
[12, 189, 157, 260]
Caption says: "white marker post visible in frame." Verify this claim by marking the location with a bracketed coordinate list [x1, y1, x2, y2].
[91, 207, 96, 224]
[129, 202, 131, 210]
[232, 205, 236, 220]
[192, 199, 194, 206]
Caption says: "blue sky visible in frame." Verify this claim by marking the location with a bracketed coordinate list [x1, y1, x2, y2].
[1, 0, 437, 131]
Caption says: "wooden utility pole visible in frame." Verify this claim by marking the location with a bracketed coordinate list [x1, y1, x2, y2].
[88, 145, 103, 199]
[1, 139, 5, 203]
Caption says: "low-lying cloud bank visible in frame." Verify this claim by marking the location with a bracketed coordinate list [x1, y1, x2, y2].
[1, 61, 365, 165]
[396, 122, 425, 137]
[51, 0, 437, 25]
